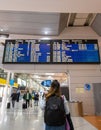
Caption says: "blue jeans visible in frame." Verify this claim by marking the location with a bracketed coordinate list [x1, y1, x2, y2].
[45, 124, 65, 130]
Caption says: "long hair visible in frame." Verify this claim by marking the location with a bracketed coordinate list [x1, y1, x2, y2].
[46, 80, 61, 100]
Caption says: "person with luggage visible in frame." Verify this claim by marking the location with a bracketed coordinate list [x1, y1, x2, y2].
[23, 90, 32, 108]
[16, 89, 20, 102]
[11, 90, 17, 108]
[34, 92, 39, 106]
[40, 80, 74, 130]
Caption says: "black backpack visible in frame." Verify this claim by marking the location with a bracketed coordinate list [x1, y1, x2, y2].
[44, 95, 66, 126]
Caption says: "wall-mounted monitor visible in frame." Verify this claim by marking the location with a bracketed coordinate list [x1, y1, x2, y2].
[3, 40, 51, 63]
[2, 39, 100, 64]
[52, 39, 100, 64]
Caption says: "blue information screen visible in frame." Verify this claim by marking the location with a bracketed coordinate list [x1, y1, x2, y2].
[3, 39, 100, 64]
[3, 40, 51, 63]
[52, 40, 100, 63]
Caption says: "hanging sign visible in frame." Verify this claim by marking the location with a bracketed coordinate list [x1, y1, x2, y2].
[41, 80, 52, 87]
[84, 84, 91, 91]
[9, 79, 14, 86]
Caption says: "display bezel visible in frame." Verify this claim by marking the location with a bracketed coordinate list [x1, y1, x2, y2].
[2, 39, 100, 64]
[51, 39, 100, 64]
[2, 39, 52, 64]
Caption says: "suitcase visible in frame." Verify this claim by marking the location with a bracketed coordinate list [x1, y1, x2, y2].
[22, 103, 27, 109]
[7, 102, 10, 109]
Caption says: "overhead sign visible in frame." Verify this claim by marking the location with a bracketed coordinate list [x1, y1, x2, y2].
[41, 80, 52, 87]
[84, 84, 91, 91]
[0, 78, 18, 88]
[9, 79, 14, 86]
[0, 78, 6, 85]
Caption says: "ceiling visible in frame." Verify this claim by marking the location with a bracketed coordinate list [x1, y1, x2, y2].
[0, 11, 101, 86]
[0, 11, 100, 37]
[15, 72, 68, 87]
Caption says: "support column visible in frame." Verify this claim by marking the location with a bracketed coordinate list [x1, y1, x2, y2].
[66, 70, 71, 101]
[9, 73, 14, 96]
[0, 71, 10, 119]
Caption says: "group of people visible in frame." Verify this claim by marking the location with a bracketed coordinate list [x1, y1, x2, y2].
[10, 80, 74, 130]
[10, 89, 39, 109]
[23, 90, 39, 108]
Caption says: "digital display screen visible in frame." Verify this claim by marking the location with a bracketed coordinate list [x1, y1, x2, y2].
[52, 40, 100, 63]
[3, 40, 51, 63]
[2, 39, 100, 64]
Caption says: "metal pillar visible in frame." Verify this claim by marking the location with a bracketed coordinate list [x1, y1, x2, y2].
[0, 71, 10, 121]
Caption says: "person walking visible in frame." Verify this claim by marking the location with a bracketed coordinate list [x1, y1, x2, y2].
[34, 92, 39, 106]
[16, 89, 20, 102]
[23, 90, 32, 108]
[40, 80, 74, 130]
[11, 90, 17, 108]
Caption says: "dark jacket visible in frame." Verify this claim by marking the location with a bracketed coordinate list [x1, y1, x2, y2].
[11, 93, 17, 101]
[23, 92, 32, 100]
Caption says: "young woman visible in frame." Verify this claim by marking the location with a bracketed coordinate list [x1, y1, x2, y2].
[40, 80, 74, 130]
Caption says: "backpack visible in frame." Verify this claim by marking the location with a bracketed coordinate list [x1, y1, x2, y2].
[11, 93, 17, 101]
[34, 93, 39, 100]
[44, 95, 66, 126]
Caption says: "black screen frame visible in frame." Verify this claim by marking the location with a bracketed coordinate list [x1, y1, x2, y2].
[2, 39, 53, 64]
[2, 39, 100, 64]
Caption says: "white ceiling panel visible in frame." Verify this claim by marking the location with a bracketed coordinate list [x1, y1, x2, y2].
[8, 28, 58, 35]
[0, 21, 59, 30]
[0, 11, 60, 23]
[76, 13, 89, 18]
[74, 19, 87, 26]
[0, 11, 60, 36]
[0, 11, 99, 36]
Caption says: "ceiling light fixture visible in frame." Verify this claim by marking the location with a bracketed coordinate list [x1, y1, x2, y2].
[45, 73, 55, 75]
[0, 29, 3, 32]
[42, 37, 50, 40]
[45, 31, 48, 35]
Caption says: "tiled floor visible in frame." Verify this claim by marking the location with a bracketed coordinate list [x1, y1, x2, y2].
[0, 101, 98, 130]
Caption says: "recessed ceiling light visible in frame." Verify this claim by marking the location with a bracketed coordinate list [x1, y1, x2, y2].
[45, 73, 55, 75]
[42, 37, 50, 40]
[47, 76, 53, 80]
[0, 29, 3, 31]
[45, 31, 48, 35]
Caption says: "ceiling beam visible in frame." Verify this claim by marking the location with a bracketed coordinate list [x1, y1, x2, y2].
[84, 13, 95, 26]
[68, 13, 76, 26]
[58, 13, 69, 35]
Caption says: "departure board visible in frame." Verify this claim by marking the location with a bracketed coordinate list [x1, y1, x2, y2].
[2, 39, 100, 64]
[52, 40, 100, 63]
[3, 40, 51, 63]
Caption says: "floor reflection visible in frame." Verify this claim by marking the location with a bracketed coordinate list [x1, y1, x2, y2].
[0, 100, 98, 130]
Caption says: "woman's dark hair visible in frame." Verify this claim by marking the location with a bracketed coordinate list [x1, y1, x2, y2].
[46, 80, 61, 100]
[51, 80, 60, 89]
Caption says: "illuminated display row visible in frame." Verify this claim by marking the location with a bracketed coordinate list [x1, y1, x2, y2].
[3, 40, 50, 63]
[2, 39, 100, 64]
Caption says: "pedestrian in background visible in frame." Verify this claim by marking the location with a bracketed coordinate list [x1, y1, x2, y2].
[23, 90, 32, 108]
[11, 90, 17, 108]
